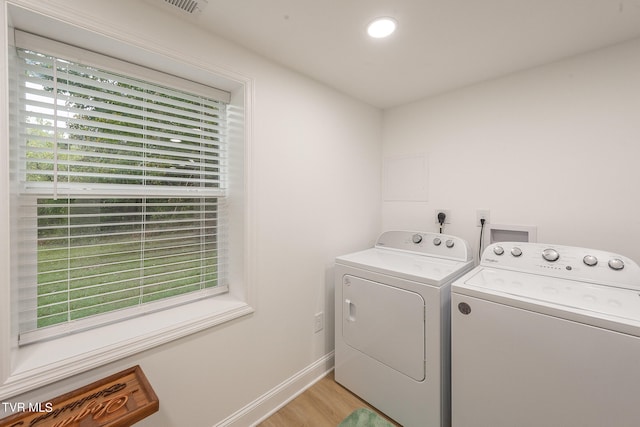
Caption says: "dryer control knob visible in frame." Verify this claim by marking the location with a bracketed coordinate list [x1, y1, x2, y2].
[446, 239, 455, 248]
[542, 248, 560, 262]
[608, 258, 625, 271]
[412, 233, 423, 244]
[433, 238, 442, 246]
[511, 247, 523, 257]
[583, 255, 598, 266]
[493, 246, 504, 255]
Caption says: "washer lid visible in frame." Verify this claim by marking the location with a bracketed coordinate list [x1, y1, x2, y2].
[336, 247, 473, 285]
[455, 267, 640, 333]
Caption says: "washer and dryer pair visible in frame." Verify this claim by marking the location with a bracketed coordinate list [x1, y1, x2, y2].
[335, 231, 640, 427]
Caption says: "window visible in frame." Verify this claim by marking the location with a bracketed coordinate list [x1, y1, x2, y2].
[1, 7, 253, 400]
[11, 31, 231, 344]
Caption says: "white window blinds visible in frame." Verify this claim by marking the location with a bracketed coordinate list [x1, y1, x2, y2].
[18, 49, 226, 197]
[12, 33, 229, 344]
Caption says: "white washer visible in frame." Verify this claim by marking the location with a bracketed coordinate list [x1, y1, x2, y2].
[335, 230, 473, 427]
[452, 242, 640, 427]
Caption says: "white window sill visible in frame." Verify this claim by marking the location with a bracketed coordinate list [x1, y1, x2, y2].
[1, 295, 254, 399]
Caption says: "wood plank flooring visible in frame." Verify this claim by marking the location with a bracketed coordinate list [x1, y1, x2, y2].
[257, 370, 401, 427]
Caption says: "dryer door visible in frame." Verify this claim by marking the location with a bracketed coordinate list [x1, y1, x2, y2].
[342, 275, 426, 380]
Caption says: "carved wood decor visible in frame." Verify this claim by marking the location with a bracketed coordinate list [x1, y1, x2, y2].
[0, 365, 159, 427]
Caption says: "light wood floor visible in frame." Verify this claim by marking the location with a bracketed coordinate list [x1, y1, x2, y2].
[257, 370, 401, 427]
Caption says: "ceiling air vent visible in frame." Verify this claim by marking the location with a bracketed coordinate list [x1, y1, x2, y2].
[163, 0, 208, 14]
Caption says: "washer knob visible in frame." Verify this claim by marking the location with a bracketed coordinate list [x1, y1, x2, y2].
[542, 248, 560, 262]
[446, 239, 455, 248]
[493, 246, 504, 256]
[583, 255, 598, 267]
[433, 238, 441, 246]
[511, 247, 523, 257]
[608, 258, 625, 271]
[412, 233, 423, 244]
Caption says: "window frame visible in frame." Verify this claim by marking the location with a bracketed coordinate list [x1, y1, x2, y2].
[14, 34, 231, 343]
[0, 4, 255, 400]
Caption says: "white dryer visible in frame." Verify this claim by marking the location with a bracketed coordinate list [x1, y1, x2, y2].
[335, 230, 473, 427]
[452, 242, 640, 427]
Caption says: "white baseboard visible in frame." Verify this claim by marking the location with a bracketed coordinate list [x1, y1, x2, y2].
[215, 351, 335, 427]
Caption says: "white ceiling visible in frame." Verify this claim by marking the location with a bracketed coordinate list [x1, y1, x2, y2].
[152, 0, 640, 108]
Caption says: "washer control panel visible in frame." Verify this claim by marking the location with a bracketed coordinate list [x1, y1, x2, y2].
[482, 242, 640, 290]
[375, 230, 472, 262]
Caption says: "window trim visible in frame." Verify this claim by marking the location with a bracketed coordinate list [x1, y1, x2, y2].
[14, 38, 231, 342]
[0, 3, 255, 400]
[14, 30, 232, 104]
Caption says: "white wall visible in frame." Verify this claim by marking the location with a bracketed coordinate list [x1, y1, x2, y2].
[382, 37, 640, 264]
[2, 0, 381, 425]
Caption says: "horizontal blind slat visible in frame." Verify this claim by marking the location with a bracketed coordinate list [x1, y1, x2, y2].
[21, 104, 226, 138]
[20, 90, 226, 133]
[23, 132, 225, 159]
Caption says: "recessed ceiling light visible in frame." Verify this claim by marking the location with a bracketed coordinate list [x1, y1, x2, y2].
[367, 17, 397, 38]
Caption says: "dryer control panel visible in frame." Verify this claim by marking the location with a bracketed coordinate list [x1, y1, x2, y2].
[375, 230, 472, 262]
[481, 242, 640, 290]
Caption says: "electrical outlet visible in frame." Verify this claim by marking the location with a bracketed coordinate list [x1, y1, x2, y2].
[434, 210, 451, 224]
[314, 312, 324, 333]
[476, 210, 490, 227]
